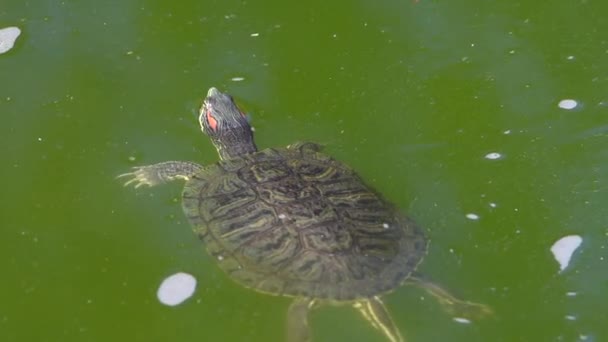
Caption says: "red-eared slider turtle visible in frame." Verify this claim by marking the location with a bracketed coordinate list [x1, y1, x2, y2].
[120, 87, 491, 341]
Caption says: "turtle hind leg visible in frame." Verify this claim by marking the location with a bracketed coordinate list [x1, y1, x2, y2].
[406, 275, 493, 320]
[118, 161, 204, 188]
[287, 298, 317, 342]
[353, 296, 404, 342]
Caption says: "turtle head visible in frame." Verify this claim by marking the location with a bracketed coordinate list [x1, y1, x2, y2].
[199, 87, 257, 160]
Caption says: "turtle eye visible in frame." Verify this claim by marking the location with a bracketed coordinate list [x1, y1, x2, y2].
[206, 110, 218, 132]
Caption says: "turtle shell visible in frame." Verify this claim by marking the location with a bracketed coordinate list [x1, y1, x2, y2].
[182, 144, 427, 301]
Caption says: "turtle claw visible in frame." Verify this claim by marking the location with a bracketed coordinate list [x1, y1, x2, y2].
[118, 161, 202, 188]
[117, 167, 158, 188]
[406, 276, 494, 322]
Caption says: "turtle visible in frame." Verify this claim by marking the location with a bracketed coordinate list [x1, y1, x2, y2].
[119, 87, 492, 342]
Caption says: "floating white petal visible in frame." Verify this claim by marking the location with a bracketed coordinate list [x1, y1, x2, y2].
[558, 99, 578, 110]
[453, 317, 471, 324]
[484, 152, 502, 160]
[550, 235, 582, 272]
[0, 26, 21, 54]
[157, 272, 197, 306]
[466, 213, 480, 220]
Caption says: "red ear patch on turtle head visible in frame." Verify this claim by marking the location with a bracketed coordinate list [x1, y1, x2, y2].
[206, 110, 218, 132]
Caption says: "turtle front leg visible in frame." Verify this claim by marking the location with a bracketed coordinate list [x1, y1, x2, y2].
[354, 296, 404, 342]
[118, 161, 204, 188]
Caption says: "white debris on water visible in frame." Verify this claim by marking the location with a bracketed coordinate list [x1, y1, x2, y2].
[550, 235, 583, 272]
[558, 99, 578, 110]
[231, 77, 245, 82]
[157, 272, 197, 306]
[484, 152, 502, 160]
[489, 202, 497, 208]
[453, 317, 472, 324]
[466, 213, 480, 220]
[0, 26, 21, 54]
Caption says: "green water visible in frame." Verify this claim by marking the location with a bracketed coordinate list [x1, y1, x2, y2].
[2, 0, 607, 341]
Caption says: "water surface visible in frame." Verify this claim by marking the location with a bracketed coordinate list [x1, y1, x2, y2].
[2, 0, 607, 341]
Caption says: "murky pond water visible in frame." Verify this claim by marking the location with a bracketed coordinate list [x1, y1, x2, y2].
[2, 0, 607, 341]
